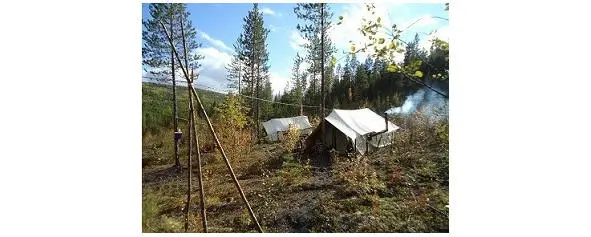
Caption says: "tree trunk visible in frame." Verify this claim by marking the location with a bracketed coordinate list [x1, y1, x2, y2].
[251, 62, 256, 145]
[171, 18, 180, 170]
[320, 4, 325, 144]
[255, 63, 260, 142]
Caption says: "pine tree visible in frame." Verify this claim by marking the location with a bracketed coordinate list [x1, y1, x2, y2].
[291, 53, 306, 115]
[354, 64, 369, 107]
[143, 3, 202, 169]
[294, 3, 335, 141]
[226, 38, 246, 94]
[235, 3, 271, 141]
[403, 33, 427, 67]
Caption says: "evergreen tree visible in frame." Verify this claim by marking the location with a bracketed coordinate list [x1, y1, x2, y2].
[354, 64, 369, 107]
[291, 53, 306, 115]
[143, 3, 202, 169]
[235, 3, 271, 141]
[294, 3, 336, 121]
[226, 38, 246, 94]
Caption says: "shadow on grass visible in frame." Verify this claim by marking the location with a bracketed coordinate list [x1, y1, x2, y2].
[143, 165, 182, 185]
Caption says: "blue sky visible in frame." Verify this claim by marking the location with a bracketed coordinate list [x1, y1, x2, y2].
[142, 3, 449, 94]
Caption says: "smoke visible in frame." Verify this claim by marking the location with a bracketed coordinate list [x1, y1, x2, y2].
[386, 86, 449, 120]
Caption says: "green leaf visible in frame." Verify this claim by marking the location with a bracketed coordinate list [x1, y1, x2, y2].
[377, 17, 381, 23]
[339, 15, 343, 20]
[378, 38, 385, 44]
[389, 41, 396, 49]
[387, 64, 398, 72]
[414, 71, 424, 78]
[337, 22, 341, 25]
[330, 56, 337, 68]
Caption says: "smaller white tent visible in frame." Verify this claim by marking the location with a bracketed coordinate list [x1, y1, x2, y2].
[319, 108, 400, 155]
[262, 116, 312, 142]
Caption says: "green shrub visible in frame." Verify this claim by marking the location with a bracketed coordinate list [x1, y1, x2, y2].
[281, 125, 301, 152]
[142, 194, 184, 233]
[333, 158, 386, 197]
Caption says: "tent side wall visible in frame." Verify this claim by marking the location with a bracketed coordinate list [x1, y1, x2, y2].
[304, 120, 351, 154]
[322, 121, 352, 154]
[262, 116, 312, 142]
[335, 129, 349, 153]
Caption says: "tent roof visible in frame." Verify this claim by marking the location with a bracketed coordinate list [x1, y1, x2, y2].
[262, 116, 312, 141]
[324, 108, 400, 142]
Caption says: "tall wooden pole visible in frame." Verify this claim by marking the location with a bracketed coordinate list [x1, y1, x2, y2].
[181, 17, 208, 233]
[190, 86, 263, 233]
[184, 80, 193, 232]
[160, 20, 261, 233]
[188, 70, 207, 232]
[320, 3, 326, 144]
[170, 14, 180, 170]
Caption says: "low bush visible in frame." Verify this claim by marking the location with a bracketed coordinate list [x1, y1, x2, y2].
[281, 125, 301, 152]
[332, 158, 386, 197]
[142, 193, 184, 233]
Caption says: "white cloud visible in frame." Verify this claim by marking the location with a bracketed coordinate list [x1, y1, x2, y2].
[193, 47, 232, 91]
[199, 31, 233, 53]
[330, 3, 402, 64]
[419, 26, 449, 52]
[142, 46, 234, 92]
[261, 7, 282, 17]
[399, 14, 438, 31]
[289, 30, 308, 54]
[331, 3, 444, 65]
[269, 72, 290, 95]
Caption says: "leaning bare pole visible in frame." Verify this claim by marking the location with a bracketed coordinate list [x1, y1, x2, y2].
[189, 75, 207, 232]
[190, 85, 263, 232]
[170, 16, 181, 170]
[160, 20, 262, 233]
[181, 17, 208, 232]
[320, 3, 326, 144]
[184, 79, 193, 232]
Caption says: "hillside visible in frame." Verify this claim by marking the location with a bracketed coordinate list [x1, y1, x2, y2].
[141, 82, 449, 232]
[142, 82, 225, 136]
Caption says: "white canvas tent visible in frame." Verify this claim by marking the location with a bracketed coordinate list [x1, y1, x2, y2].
[262, 116, 312, 142]
[308, 108, 400, 155]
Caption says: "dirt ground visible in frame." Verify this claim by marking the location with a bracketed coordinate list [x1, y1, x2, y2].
[142, 141, 448, 233]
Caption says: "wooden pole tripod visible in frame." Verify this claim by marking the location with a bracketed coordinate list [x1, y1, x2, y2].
[159, 20, 263, 233]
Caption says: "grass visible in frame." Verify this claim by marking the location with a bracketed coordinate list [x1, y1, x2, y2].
[142, 82, 224, 167]
[142, 82, 449, 233]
